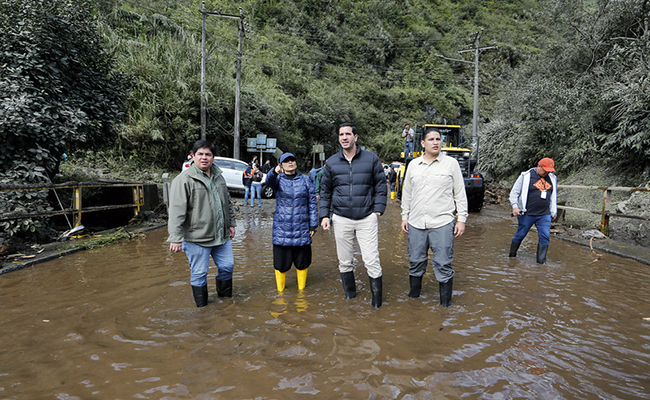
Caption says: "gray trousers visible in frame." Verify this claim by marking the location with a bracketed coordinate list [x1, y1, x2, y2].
[407, 221, 455, 283]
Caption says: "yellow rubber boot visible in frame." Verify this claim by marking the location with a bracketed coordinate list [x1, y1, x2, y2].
[275, 270, 286, 292]
[297, 268, 308, 291]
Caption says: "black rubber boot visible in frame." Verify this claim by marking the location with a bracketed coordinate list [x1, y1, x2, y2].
[408, 275, 423, 298]
[369, 276, 382, 308]
[192, 285, 208, 307]
[340, 271, 356, 299]
[536, 245, 548, 264]
[439, 277, 453, 307]
[509, 241, 521, 257]
[216, 278, 232, 298]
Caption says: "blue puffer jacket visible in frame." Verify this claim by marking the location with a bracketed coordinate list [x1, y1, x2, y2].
[266, 169, 319, 246]
[319, 147, 387, 220]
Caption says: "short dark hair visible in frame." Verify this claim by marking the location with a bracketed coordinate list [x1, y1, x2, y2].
[192, 139, 216, 155]
[423, 127, 441, 140]
[339, 122, 357, 135]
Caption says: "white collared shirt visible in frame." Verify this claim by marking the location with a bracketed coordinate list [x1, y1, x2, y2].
[400, 153, 468, 229]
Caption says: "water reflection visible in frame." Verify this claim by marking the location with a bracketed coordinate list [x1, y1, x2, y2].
[0, 200, 649, 399]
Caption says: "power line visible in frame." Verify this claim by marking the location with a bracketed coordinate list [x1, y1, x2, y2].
[199, 1, 245, 159]
[243, 59, 470, 86]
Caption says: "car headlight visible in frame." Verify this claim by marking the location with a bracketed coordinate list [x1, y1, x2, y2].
[463, 152, 470, 158]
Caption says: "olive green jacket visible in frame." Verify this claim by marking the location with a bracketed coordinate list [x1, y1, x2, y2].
[167, 164, 235, 244]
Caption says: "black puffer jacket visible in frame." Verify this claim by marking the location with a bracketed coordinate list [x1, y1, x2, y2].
[319, 147, 387, 220]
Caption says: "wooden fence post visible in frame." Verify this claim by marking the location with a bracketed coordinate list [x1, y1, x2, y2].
[73, 186, 83, 227]
[600, 188, 611, 236]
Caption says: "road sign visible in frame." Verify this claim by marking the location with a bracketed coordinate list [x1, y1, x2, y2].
[247, 136, 277, 153]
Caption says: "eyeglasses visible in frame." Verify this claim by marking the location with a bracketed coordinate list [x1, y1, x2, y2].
[283, 158, 296, 163]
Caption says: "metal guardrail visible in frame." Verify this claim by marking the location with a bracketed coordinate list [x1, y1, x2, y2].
[557, 184, 650, 236]
[0, 181, 145, 227]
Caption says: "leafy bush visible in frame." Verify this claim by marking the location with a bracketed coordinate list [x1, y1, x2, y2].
[0, 0, 127, 177]
[0, 161, 52, 240]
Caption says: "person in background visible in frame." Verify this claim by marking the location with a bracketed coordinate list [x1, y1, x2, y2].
[508, 157, 557, 264]
[182, 151, 194, 171]
[400, 128, 468, 307]
[319, 122, 387, 308]
[250, 163, 263, 208]
[242, 163, 253, 205]
[309, 165, 321, 183]
[262, 159, 272, 174]
[167, 140, 236, 307]
[401, 123, 415, 158]
[314, 160, 326, 201]
[387, 165, 397, 194]
[265, 152, 318, 292]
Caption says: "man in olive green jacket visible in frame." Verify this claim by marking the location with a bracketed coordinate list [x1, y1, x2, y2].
[168, 140, 236, 307]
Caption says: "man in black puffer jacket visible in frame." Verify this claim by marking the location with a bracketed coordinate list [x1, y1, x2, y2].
[319, 122, 387, 307]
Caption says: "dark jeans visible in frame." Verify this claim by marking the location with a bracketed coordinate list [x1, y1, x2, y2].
[512, 214, 551, 245]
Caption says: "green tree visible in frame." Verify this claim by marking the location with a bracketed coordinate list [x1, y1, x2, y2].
[0, 0, 126, 177]
[0, 0, 126, 241]
[481, 0, 650, 179]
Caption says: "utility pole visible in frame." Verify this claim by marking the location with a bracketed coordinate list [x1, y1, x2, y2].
[437, 29, 497, 138]
[200, 1, 207, 140]
[234, 8, 244, 160]
[200, 3, 245, 158]
[459, 30, 497, 137]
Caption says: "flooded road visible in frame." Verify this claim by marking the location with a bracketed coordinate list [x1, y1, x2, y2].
[1, 198, 649, 399]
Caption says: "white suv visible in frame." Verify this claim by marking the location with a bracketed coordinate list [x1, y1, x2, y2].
[211, 157, 274, 198]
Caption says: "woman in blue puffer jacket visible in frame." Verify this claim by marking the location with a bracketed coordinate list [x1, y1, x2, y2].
[265, 153, 319, 292]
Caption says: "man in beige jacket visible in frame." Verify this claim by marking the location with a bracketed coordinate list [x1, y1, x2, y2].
[401, 128, 468, 307]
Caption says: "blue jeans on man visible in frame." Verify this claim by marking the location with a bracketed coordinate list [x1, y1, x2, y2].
[251, 182, 262, 206]
[404, 141, 414, 158]
[513, 214, 551, 245]
[182, 241, 234, 287]
[244, 184, 251, 205]
[510, 213, 552, 264]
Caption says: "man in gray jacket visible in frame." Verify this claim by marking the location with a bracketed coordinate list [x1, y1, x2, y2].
[320, 123, 387, 307]
[168, 140, 236, 307]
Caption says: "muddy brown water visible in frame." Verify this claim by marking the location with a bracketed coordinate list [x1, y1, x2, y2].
[1, 200, 649, 399]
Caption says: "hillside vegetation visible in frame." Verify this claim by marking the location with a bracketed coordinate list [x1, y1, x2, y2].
[1, 0, 649, 245]
[97, 0, 556, 168]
